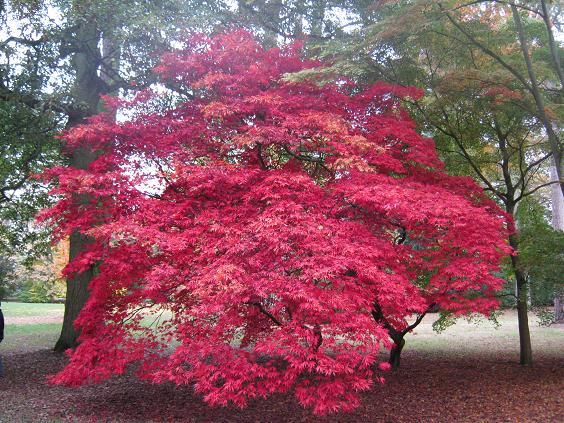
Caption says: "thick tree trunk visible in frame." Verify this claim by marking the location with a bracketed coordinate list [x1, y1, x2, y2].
[551, 166, 564, 231]
[54, 143, 99, 351]
[54, 230, 94, 351]
[555, 296, 564, 323]
[54, 21, 105, 352]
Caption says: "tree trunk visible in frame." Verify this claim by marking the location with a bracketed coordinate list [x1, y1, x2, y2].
[508, 232, 533, 366]
[388, 336, 405, 369]
[54, 230, 94, 351]
[551, 165, 564, 231]
[54, 21, 105, 352]
[555, 296, 564, 322]
[550, 164, 564, 322]
[510, 4, 563, 197]
[516, 281, 533, 366]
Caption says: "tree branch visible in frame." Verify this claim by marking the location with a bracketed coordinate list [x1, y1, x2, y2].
[246, 301, 282, 326]
[403, 302, 437, 335]
[438, 3, 532, 92]
[256, 142, 269, 170]
[518, 180, 560, 200]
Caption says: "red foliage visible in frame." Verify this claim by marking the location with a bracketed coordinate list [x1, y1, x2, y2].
[41, 30, 511, 415]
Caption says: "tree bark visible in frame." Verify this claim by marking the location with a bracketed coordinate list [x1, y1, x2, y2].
[555, 296, 564, 323]
[550, 164, 564, 322]
[551, 165, 564, 230]
[54, 21, 106, 352]
[508, 231, 533, 366]
[510, 3, 563, 197]
[54, 230, 95, 351]
[388, 335, 405, 369]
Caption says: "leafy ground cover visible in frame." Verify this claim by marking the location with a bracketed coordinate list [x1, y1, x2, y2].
[0, 303, 562, 422]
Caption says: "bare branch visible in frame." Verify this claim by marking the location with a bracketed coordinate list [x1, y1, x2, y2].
[246, 301, 282, 326]
[438, 3, 532, 92]
[518, 180, 559, 200]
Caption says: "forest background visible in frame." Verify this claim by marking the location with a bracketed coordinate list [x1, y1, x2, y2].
[0, 0, 562, 366]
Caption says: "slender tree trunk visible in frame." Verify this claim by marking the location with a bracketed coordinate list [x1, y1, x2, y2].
[550, 165, 564, 322]
[515, 270, 532, 365]
[508, 231, 533, 366]
[510, 4, 563, 197]
[388, 336, 405, 369]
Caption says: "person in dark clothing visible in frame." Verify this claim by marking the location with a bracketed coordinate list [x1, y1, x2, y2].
[0, 302, 4, 341]
[0, 302, 4, 377]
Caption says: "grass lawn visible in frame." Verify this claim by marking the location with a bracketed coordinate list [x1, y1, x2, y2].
[0, 304, 562, 422]
[3, 323, 62, 352]
[2, 301, 64, 318]
[1, 302, 64, 352]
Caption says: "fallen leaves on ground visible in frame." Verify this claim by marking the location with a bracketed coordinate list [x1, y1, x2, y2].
[0, 346, 562, 423]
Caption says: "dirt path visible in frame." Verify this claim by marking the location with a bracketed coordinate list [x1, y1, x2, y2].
[6, 316, 63, 325]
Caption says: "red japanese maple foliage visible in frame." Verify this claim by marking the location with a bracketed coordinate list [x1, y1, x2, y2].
[42, 31, 511, 415]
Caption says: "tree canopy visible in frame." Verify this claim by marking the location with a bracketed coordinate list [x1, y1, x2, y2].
[44, 31, 510, 415]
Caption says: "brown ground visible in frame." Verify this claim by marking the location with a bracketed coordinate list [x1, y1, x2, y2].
[5, 316, 63, 325]
[0, 311, 562, 423]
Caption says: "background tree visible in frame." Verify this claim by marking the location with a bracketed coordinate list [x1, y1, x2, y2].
[299, 0, 563, 365]
[3, 0, 560, 369]
[233, 0, 375, 45]
[1, 0, 230, 350]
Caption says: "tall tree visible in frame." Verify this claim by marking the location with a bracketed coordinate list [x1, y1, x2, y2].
[1, 0, 229, 351]
[0, 3, 63, 258]
[307, 0, 563, 365]
[233, 0, 375, 44]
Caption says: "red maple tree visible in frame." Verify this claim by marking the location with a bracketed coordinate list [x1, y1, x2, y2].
[42, 31, 510, 414]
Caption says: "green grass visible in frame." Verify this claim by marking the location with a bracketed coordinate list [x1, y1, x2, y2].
[0, 302, 64, 351]
[6, 323, 62, 335]
[3, 323, 62, 352]
[0, 304, 561, 358]
[1, 301, 64, 318]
